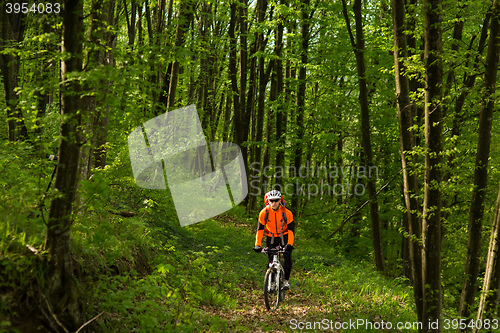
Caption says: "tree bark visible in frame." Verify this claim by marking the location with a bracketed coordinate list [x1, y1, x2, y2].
[476, 183, 500, 331]
[292, 0, 311, 213]
[274, 0, 285, 187]
[0, 2, 28, 141]
[451, 8, 491, 141]
[391, 0, 423, 322]
[44, 0, 85, 330]
[167, 0, 196, 109]
[248, 0, 268, 211]
[79, 0, 116, 180]
[342, 0, 386, 274]
[228, 0, 252, 205]
[459, 0, 500, 321]
[421, 0, 444, 330]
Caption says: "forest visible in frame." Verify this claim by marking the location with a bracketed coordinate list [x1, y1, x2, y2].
[2, 0, 500, 331]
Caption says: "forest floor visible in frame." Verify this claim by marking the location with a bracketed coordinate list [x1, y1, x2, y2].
[186, 213, 419, 333]
[197, 215, 337, 332]
[199, 268, 339, 332]
[0, 207, 419, 333]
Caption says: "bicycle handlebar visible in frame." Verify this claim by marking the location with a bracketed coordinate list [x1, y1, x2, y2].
[261, 246, 286, 254]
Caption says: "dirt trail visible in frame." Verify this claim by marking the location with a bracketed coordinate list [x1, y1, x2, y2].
[201, 269, 338, 332]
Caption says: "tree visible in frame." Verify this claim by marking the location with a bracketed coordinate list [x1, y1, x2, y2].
[291, 0, 311, 213]
[79, 0, 116, 181]
[476, 183, 500, 331]
[166, 0, 197, 109]
[248, 0, 269, 211]
[342, 0, 386, 274]
[421, 0, 444, 329]
[0, 1, 28, 141]
[391, 0, 423, 321]
[459, 0, 500, 320]
[43, 0, 85, 330]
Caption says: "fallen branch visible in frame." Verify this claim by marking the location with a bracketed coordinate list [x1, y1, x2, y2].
[41, 292, 70, 333]
[75, 312, 104, 333]
[26, 244, 45, 262]
[325, 169, 402, 240]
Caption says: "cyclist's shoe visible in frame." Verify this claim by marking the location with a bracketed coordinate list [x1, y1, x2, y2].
[283, 280, 290, 290]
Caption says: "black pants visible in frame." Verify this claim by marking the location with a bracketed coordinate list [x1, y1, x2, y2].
[266, 234, 292, 280]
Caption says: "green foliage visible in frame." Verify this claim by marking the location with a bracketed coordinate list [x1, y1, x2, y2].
[3, 0, 500, 329]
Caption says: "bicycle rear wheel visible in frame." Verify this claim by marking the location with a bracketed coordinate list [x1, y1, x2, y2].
[264, 268, 278, 310]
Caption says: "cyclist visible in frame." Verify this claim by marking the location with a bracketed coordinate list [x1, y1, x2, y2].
[253, 190, 295, 290]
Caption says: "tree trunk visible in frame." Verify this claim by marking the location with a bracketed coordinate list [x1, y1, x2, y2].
[476, 182, 500, 331]
[228, 0, 252, 205]
[238, 0, 251, 175]
[0, 5, 28, 141]
[451, 8, 491, 141]
[244, 7, 258, 213]
[391, 0, 423, 322]
[459, 0, 500, 321]
[228, 1, 240, 132]
[43, 0, 85, 330]
[274, 0, 285, 187]
[79, 0, 116, 180]
[167, 0, 196, 109]
[421, 0, 444, 330]
[342, 0, 386, 274]
[248, 0, 268, 211]
[34, 17, 56, 138]
[292, 0, 310, 213]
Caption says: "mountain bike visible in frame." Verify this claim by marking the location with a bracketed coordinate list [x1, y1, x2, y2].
[261, 246, 287, 310]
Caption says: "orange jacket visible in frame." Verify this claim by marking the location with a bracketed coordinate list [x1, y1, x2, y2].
[255, 206, 294, 246]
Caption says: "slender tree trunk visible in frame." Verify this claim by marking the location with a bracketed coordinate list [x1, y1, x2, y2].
[248, 0, 268, 211]
[44, 0, 85, 330]
[452, 9, 491, 141]
[476, 182, 500, 332]
[245, 11, 258, 212]
[149, 0, 166, 111]
[79, 0, 116, 180]
[261, 61, 274, 193]
[342, 0, 386, 273]
[34, 17, 55, 138]
[392, 0, 423, 321]
[292, 0, 310, 213]
[228, 0, 252, 205]
[167, 0, 196, 109]
[459, 0, 500, 321]
[441, 5, 465, 206]
[421, 0, 444, 330]
[124, 0, 137, 48]
[93, 0, 116, 169]
[228, 1, 240, 127]
[0, 5, 28, 141]
[238, 0, 251, 174]
[274, 0, 285, 187]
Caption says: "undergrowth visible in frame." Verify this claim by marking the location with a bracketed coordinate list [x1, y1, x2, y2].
[1, 148, 420, 332]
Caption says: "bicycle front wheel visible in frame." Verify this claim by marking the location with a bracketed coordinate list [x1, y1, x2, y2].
[278, 268, 286, 303]
[264, 268, 278, 310]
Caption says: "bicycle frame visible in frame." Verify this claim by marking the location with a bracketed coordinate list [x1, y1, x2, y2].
[262, 246, 286, 310]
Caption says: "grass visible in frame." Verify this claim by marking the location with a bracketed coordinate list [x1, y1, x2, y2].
[1, 182, 419, 332]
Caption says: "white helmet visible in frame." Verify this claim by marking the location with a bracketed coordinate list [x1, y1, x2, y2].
[265, 190, 282, 201]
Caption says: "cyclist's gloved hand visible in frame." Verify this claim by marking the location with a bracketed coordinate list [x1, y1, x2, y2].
[253, 246, 262, 253]
[284, 244, 294, 253]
